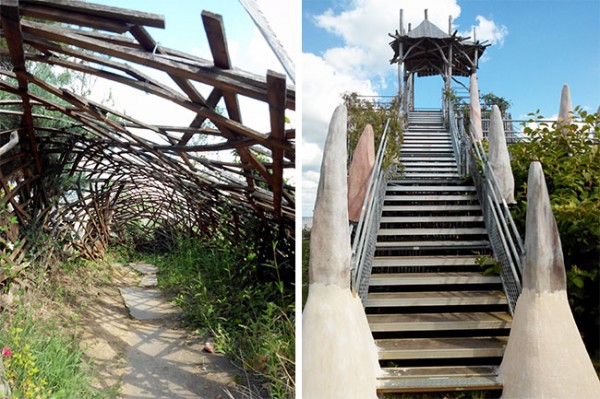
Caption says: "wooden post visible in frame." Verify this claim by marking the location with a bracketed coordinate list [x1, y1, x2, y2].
[397, 9, 404, 112]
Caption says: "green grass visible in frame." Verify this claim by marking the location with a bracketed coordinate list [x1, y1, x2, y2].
[0, 310, 104, 399]
[147, 238, 295, 398]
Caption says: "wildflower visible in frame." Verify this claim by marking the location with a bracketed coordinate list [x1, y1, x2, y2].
[1, 346, 11, 357]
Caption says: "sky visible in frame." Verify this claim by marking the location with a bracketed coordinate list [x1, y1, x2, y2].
[86, 0, 298, 138]
[302, 0, 600, 216]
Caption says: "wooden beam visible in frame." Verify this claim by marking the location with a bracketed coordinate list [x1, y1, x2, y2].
[266, 70, 286, 217]
[21, 20, 295, 110]
[20, 0, 165, 28]
[21, 5, 131, 33]
[202, 11, 242, 122]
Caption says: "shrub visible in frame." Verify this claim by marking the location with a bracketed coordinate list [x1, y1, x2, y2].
[509, 107, 599, 363]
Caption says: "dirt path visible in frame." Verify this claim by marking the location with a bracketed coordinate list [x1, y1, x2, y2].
[76, 261, 256, 398]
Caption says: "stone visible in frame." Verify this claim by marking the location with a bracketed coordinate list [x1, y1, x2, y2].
[499, 162, 600, 398]
[303, 105, 380, 399]
[469, 73, 483, 141]
[488, 105, 515, 204]
[129, 262, 158, 275]
[347, 124, 375, 222]
[119, 287, 180, 321]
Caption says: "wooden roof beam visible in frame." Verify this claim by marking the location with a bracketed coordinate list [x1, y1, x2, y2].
[20, 5, 131, 33]
[21, 20, 295, 110]
[20, 0, 165, 29]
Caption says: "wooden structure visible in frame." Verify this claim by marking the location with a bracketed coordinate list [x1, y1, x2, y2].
[0, 0, 294, 263]
[389, 9, 488, 116]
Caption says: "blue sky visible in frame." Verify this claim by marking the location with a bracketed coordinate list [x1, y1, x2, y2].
[302, 0, 600, 216]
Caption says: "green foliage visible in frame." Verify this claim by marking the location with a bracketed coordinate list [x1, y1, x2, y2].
[0, 311, 101, 399]
[510, 107, 600, 362]
[342, 92, 403, 172]
[481, 93, 512, 114]
[149, 237, 295, 398]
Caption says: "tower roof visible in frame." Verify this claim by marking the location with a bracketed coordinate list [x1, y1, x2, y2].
[389, 17, 489, 77]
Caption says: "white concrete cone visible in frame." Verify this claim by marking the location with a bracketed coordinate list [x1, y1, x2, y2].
[558, 84, 573, 126]
[499, 162, 600, 398]
[0, 131, 18, 157]
[469, 72, 483, 141]
[347, 124, 375, 222]
[488, 105, 515, 204]
[303, 105, 380, 399]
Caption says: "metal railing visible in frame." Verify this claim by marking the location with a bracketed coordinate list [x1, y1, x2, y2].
[350, 118, 391, 301]
[450, 106, 524, 313]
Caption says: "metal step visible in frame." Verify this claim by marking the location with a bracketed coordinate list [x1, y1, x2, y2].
[400, 157, 455, 162]
[368, 312, 512, 332]
[376, 240, 490, 249]
[402, 167, 458, 172]
[366, 291, 508, 307]
[378, 228, 487, 236]
[385, 194, 477, 201]
[369, 272, 500, 286]
[380, 216, 484, 223]
[382, 204, 481, 212]
[372, 256, 483, 267]
[378, 365, 502, 392]
[387, 186, 476, 192]
[376, 337, 508, 360]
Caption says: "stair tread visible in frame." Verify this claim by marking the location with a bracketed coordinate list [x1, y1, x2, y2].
[385, 194, 477, 201]
[377, 337, 508, 358]
[377, 375, 502, 392]
[381, 365, 498, 379]
[366, 291, 508, 307]
[378, 228, 487, 236]
[369, 272, 500, 285]
[368, 311, 512, 331]
[380, 216, 484, 223]
[376, 240, 490, 248]
[373, 255, 483, 266]
[383, 205, 481, 211]
[387, 186, 476, 191]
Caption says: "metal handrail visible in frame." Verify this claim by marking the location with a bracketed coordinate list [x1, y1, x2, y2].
[350, 118, 391, 299]
[451, 106, 525, 313]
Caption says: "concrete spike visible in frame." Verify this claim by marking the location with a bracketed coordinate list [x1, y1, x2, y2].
[469, 73, 483, 141]
[558, 84, 572, 126]
[303, 106, 380, 399]
[499, 162, 600, 398]
[348, 124, 375, 222]
[308, 105, 350, 288]
[523, 162, 565, 292]
[488, 105, 515, 204]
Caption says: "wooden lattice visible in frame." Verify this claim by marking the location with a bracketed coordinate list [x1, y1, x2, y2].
[0, 0, 295, 263]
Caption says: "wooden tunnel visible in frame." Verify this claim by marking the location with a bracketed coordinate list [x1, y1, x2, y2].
[0, 0, 295, 264]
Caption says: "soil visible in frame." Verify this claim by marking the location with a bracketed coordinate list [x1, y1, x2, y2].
[62, 261, 264, 398]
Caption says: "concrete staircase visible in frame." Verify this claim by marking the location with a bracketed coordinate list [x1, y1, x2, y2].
[368, 110, 511, 393]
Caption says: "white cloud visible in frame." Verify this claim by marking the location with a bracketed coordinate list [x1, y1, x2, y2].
[302, 170, 321, 217]
[302, 0, 509, 216]
[461, 15, 508, 47]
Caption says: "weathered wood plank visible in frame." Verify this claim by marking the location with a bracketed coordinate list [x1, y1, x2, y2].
[21, 0, 165, 28]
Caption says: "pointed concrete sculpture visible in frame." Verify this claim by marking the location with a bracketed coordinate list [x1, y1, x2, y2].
[303, 105, 380, 399]
[347, 124, 375, 222]
[488, 105, 515, 204]
[499, 162, 600, 398]
[469, 72, 483, 141]
[558, 84, 572, 126]
[0, 131, 18, 157]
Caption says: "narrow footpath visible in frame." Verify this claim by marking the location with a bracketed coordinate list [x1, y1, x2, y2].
[78, 261, 255, 399]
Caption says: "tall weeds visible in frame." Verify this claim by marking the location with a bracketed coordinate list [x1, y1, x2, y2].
[150, 238, 295, 398]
